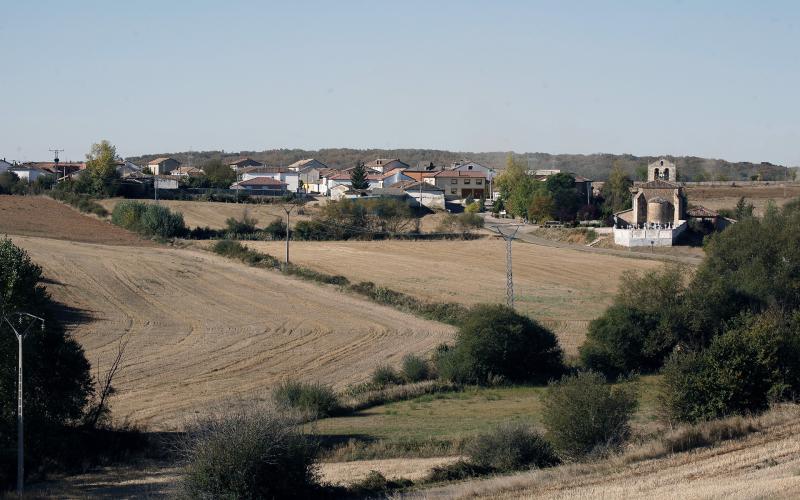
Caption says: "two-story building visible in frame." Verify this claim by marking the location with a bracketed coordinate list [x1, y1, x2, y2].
[239, 166, 300, 192]
[424, 170, 488, 200]
[147, 157, 181, 175]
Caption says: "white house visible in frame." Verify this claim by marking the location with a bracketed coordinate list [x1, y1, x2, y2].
[364, 158, 410, 174]
[147, 157, 180, 175]
[9, 165, 50, 183]
[287, 158, 328, 172]
[451, 160, 495, 181]
[240, 166, 300, 192]
[326, 171, 383, 192]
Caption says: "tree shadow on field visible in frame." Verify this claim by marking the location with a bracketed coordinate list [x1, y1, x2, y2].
[315, 433, 378, 453]
[49, 299, 94, 328]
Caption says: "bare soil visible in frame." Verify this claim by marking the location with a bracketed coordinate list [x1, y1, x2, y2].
[0, 195, 150, 246]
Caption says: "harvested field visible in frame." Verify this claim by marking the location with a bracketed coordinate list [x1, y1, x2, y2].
[241, 239, 661, 355]
[321, 456, 461, 486]
[11, 235, 454, 429]
[98, 198, 317, 229]
[0, 195, 150, 246]
[686, 184, 800, 216]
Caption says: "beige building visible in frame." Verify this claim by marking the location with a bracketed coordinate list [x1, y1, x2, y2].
[424, 170, 488, 200]
[147, 157, 180, 175]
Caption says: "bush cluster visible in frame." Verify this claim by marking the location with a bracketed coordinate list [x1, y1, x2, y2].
[541, 371, 638, 460]
[211, 240, 280, 267]
[272, 380, 340, 418]
[181, 409, 319, 499]
[435, 304, 564, 385]
[111, 200, 186, 238]
[466, 422, 559, 472]
[48, 190, 109, 217]
[659, 311, 800, 423]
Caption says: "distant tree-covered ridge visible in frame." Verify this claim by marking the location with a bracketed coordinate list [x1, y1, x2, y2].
[126, 148, 791, 182]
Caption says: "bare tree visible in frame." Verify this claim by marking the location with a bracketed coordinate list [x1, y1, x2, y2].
[85, 334, 129, 428]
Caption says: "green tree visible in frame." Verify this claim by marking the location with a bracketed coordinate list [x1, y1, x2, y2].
[601, 163, 633, 214]
[83, 140, 120, 196]
[541, 371, 638, 459]
[545, 173, 580, 221]
[734, 196, 755, 220]
[201, 159, 236, 188]
[0, 238, 93, 477]
[435, 304, 564, 385]
[349, 162, 370, 190]
[527, 194, 554, 223]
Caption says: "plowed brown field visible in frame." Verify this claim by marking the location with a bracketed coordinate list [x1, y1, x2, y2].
[11, 235, 454, 429]
[686, 184, 800, 216]
[242, 240, 661, 355]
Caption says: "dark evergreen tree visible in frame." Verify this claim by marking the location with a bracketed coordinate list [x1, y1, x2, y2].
[349, 161, 369, 190]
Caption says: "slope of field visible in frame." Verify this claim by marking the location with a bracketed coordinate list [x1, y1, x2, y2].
[98, 198, 317, 229]
[418, 406, 800, 499]
[0, 195, 149, 245]
[11, 235, 454, 429]
[686, 184, 800, 216]
[242, 239, 661, 355]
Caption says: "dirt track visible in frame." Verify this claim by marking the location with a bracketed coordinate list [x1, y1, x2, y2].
[12, 235, 454, 429]
[243, 239, 661, 355]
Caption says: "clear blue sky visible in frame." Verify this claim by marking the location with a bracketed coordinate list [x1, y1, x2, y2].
[2, 1, 798, 165]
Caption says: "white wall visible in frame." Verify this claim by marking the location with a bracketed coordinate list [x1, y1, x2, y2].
[613, 221, 687, 247]
[406, 191, 445, 210]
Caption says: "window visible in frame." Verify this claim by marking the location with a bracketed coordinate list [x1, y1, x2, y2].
[476, 179, 483, 185]
[464, 179, 471, 184]
[451, 188, 457, 194]
[451, 178, 458, 184]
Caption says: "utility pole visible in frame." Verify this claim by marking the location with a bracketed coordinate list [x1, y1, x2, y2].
[490, 225, 521, 309]
[2, 311, 45, 497]
[49, 148, 64, 182]
[281, 203, 297, 269]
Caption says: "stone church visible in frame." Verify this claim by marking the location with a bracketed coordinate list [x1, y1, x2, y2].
[613, 159, 688, 246]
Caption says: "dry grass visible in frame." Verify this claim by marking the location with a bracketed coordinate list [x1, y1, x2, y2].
[411, 404, 800, 499]
[320, 456, 461, 486]
[241, 239, 660, 355]
[686, 184, 800, 217]
[10, 235, 454, 430]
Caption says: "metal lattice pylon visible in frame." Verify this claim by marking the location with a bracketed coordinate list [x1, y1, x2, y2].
[491, 225, 521, 309]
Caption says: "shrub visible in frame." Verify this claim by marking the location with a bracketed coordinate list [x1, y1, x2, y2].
[658, 311, 799, 423]
[348, 470, 413, 495]
[466, 422, 559, 472]
[400, 354, 431, 383]
[541, 371, 638, 460]
[111, 200, 186, 238]
[427, 460, 493, 482]
[264, 217, 287, 239]
[272, 380, 340, 418]
[211, 240, 279, 267]
[225, 211, 258, 235]
[371, 365, 402, 387]
[580, 305, 662, 377]
[436, 304, 564, 385]
[181, 408, 319, 499]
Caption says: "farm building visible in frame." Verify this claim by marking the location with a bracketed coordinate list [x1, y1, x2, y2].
[390, 180, 446, 209]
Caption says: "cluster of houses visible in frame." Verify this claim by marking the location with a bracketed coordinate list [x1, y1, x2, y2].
[1, 154, 497, 209]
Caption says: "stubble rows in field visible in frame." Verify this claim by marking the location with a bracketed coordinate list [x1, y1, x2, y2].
[11, 235, 454, 429]
[242, 239, 661, 355]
